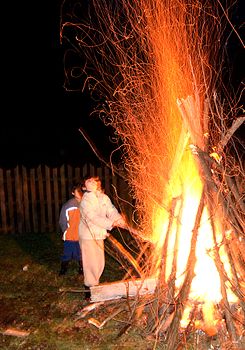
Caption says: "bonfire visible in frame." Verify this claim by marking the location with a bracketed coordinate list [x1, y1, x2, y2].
[60, 0, 244, 348]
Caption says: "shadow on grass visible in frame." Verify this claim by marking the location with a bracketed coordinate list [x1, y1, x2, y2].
[11, 232, 63, 272]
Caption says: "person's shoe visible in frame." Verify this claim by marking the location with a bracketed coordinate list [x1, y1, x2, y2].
[84, 285, 91, 301]
[59, 261, 69, 276]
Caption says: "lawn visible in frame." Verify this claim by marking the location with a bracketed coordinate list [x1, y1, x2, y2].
[0, 232, 161, 350]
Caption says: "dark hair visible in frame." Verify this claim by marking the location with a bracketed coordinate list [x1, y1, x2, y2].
[84, 175, 102, 191]
[70, 181, 83, 193]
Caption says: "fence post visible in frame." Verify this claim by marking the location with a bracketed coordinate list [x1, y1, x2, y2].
[37, 165, 46, 232]
[60, 164, 67, 204]
[6, 169, 14, 233]
[53, 167, 60, 232]
[30, 167, 39, 233]
[82, 163, 88, 179]
[22, 166, 31, 232]
[67, 164, 73, 185]
[45, 165, 53, 232]
[89, 163, 95, 176]
[15, 165, 24, 233]
[0, 169, 7, 233]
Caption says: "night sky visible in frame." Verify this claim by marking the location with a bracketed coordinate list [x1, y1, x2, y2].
[1, 0, 113, 168]
[1, 0, 244, 168]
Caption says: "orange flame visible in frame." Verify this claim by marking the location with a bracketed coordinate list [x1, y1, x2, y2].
[61, 0, 242, 335]
[151, 149, 237, 331]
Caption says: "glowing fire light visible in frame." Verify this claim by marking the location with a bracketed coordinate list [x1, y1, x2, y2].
[150, 145, 238, 332]
[61, 0, 244, 340]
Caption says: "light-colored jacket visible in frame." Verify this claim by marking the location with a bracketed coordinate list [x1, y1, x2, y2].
[79, 190, 122, 240]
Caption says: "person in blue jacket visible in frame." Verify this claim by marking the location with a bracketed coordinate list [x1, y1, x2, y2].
[59, 182, 84, 276]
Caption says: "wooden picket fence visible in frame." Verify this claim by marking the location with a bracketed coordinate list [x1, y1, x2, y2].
[0, 163, 132, 234]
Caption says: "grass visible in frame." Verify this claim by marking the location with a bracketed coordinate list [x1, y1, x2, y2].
[1, 232, 230, 350]
[0, 232, 161, 350]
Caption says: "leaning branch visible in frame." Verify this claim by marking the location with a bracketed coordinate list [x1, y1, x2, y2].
[217, 116, 245, 153]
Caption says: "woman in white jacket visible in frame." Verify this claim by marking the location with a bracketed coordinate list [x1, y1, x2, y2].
[79, 176, 125, 297]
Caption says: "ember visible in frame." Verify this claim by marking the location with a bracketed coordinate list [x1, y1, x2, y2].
[61, 0, 244, 348]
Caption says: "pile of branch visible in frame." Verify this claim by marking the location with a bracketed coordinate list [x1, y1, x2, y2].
[76, 98, 245, 349]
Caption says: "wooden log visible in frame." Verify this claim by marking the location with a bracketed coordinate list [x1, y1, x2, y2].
[75, 301, 105, 320]
[3, 328, 30, 337]
[90, 277, 157, 302]
[166, 191, 205, 349]
[88, 306, 125, 329]
[106, 235, 143, 277]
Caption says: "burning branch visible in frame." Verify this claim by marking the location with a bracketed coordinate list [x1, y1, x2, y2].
[166, 191, 205, 348]
[61, 0, 245, 348]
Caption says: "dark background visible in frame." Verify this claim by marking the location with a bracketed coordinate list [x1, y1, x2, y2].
[1, 0, 114, 167]
[1, 0, 244, 168]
